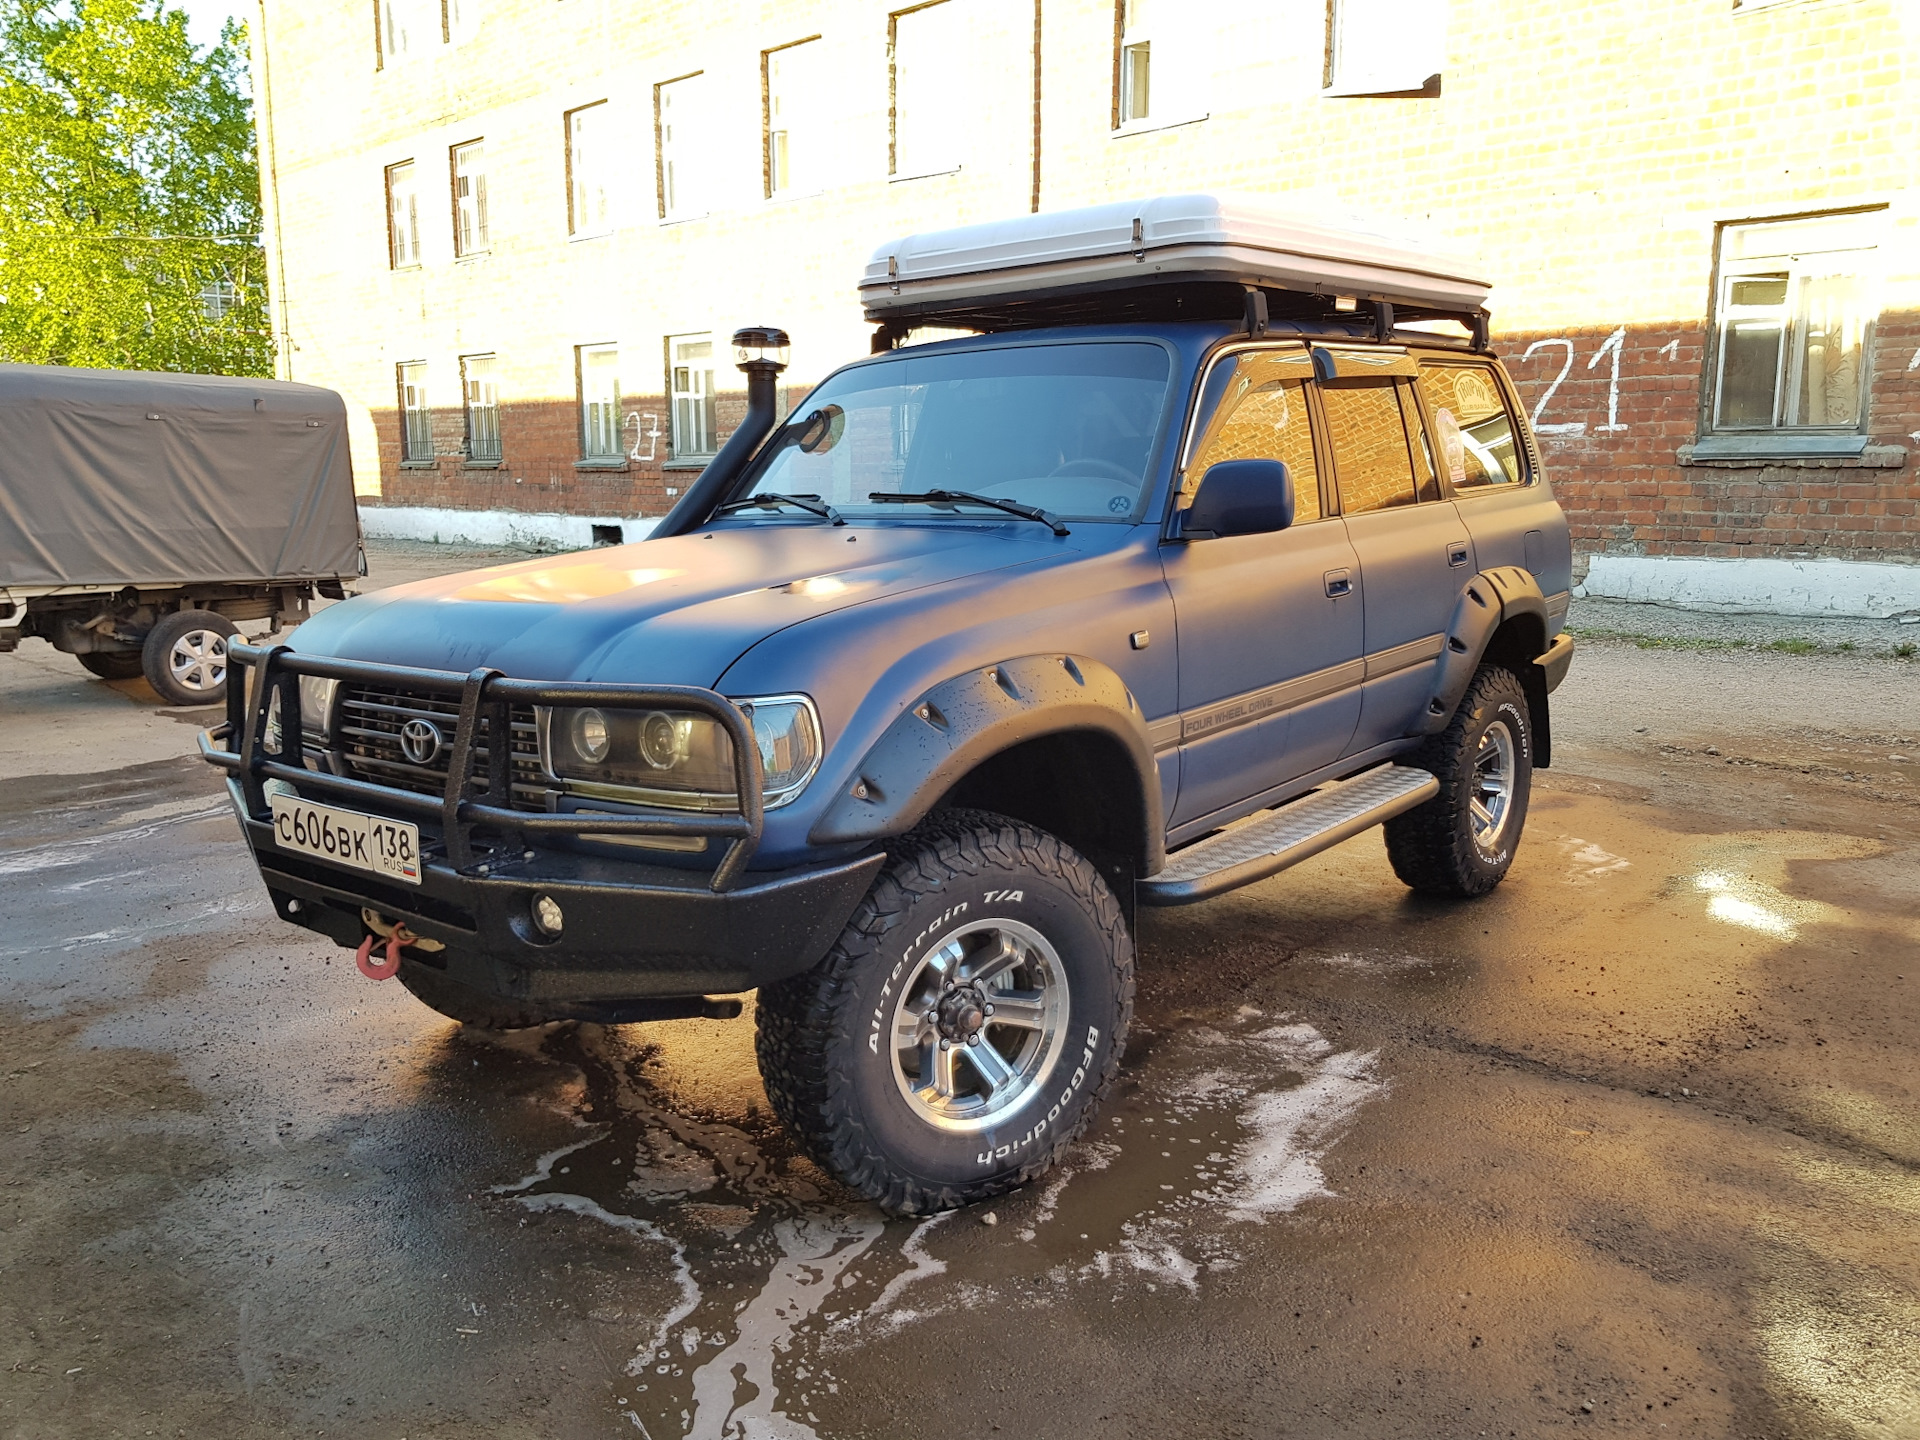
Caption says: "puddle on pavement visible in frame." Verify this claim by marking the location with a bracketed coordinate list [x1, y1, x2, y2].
[476, 1006, 1385, 1439]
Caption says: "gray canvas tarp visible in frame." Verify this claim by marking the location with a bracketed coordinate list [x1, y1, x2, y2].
[0, 363, 361, 590]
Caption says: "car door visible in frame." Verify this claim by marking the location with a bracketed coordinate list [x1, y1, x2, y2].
[1312, 346, 1473, 758]
[1161, 343, 1364, 829]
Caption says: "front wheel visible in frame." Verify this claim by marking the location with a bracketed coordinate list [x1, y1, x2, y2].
[1384, 663, 1534, 897]
[755, 810, 1133, 1214]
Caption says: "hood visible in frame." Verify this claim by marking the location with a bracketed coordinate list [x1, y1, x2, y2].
[289, 523, 1066, 686]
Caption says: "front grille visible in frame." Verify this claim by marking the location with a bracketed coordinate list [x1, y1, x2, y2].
[336, 685, 546, 810]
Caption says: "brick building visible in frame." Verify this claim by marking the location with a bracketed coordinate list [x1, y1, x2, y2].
[250, 0, 1919, 610]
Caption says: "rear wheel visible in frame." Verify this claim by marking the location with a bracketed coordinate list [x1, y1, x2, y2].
[755, 810, 1133, 1214]
[142, 609, 239, 705]
[1384, 663, 1533, 897]
[77, 651, 145, 681]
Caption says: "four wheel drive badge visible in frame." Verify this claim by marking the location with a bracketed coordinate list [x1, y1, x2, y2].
[398, 718, 444, 766]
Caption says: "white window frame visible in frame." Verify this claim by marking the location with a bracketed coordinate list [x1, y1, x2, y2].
[1707, 210, 1882, 437]
[764, 39, 822, 200]
[1323, 0, 1447, 98]
[668, 333, 718, 460]
[379, 0, 435, 63]
[891, 2, 966, 179]
[398, 361, 434, 463]
[385, 160, 420, 268]
[577, 344, 623, 464]
[460, 353, 501, 463]
[451, 139, 489, 257]
[1117, 0, 1151, 125]
[567, 101, 612, 237]
[656, 73, 709, 222]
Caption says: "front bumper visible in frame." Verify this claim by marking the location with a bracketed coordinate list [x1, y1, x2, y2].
[202, 642, 882, 1011]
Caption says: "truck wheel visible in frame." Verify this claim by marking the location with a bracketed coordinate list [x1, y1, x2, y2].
[755, 810, 1133, 1215]
[142, 609, 239, 705]
[1384, 663, 1533, 897]
[78, 651, 145, 681]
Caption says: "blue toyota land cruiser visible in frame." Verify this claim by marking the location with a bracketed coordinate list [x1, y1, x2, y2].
[203, 195, 1574, 1212]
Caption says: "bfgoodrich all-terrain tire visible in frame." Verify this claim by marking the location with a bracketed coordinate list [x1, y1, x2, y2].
[1383, 664, 1534, 897]
[755, 810, 1134, 1214]
[141, 609, 239, 706]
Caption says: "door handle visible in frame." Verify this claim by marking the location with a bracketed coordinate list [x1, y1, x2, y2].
[1448, 543, 1470, 568]
[1324, 568, 1353, 598]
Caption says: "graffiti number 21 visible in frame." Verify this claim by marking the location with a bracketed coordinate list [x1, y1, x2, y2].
[1520, 326, 1629, 437]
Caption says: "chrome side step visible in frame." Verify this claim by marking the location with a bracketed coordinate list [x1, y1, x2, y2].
[1138, 764, 1439, 907]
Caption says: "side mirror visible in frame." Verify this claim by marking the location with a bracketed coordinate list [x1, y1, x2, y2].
[1176, 459, 1295, 540]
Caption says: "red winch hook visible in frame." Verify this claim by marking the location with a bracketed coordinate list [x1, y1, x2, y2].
[354, 930, 404, 981]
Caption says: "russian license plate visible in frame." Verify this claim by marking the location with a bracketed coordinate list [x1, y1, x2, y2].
[268, 793, 422, 885]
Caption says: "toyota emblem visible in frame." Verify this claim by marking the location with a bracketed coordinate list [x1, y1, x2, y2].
[398, 718, 443, 766]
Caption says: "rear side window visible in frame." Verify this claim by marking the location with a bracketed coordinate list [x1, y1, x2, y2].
[1420, 362, 1523, 489]
[1185, 350, 1323, 524]
[1321, 380, 1418, 514]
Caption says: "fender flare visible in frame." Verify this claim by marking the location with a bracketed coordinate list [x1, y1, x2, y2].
[808, 652, 1165, 871]
[1417, 566, 1553, 753]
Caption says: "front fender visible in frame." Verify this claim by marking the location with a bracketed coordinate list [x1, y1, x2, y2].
[1417, 567, 1550, 736]
[808, 652, 1163, 869]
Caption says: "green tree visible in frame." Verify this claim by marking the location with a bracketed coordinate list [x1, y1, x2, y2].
[0, 0, 269, 375]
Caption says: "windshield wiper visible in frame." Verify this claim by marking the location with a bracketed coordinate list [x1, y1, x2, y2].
[715, 492, 845, 526]
[867, 489, 1069, 537]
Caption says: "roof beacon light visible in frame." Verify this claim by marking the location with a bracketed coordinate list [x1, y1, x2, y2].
[733, 327, 791, 374]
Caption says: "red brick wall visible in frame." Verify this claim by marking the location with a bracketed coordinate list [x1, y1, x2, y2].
[1498, 313, 1919, 568]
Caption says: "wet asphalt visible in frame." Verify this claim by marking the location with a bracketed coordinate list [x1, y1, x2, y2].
[2, 548, 1917, 1440]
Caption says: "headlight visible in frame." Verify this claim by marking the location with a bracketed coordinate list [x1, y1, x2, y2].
[298, 675, 339, 740]
[539, 695, 821, 810]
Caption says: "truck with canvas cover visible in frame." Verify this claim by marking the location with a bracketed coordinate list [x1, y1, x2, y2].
[200, 194, 1573, 1213]
[0, 364, 362, 704]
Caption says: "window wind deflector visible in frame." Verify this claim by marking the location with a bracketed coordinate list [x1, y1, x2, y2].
[869, 489, 1070, 536]
[717, 492, 846, 525]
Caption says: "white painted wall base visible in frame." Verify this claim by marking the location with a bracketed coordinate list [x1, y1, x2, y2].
[358, 505, 659, 551]
[1580, 554, 1920, 619]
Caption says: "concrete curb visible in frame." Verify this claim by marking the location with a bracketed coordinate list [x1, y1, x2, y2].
[1580, 555, 1920, 620]
[357, 505, 660, 551]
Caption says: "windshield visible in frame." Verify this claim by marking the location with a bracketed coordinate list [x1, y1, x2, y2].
[737, 341, 1171, 523]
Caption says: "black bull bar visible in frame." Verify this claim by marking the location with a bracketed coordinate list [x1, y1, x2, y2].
[198, 641, 765, 891]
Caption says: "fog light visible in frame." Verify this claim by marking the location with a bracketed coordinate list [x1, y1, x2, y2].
[531, 894, 564, 937]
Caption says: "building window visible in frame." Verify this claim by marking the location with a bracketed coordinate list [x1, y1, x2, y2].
[378, 0, 436, 62]
[1324, 0, 1446, 96]
[1710, 211, 1881, 434]
[446, 0, 480, 43]
[398, 362, 434, 462]
[656, 73, 709, 220]
[461, 354, 501, 463]
[764, 39, 821, 199]
[567, 102, 611, 236]
[385, 160, 420, 268]
[199, 271, 239, 322]
[669, 333, 717, 458]
[892, 2, 966, 176]
[451, 139, 489, 256]
[1117, 0, 1151, 124]
[578, 344, 622, 462]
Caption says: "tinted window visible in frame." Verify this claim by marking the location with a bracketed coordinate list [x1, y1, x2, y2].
[1321, 381, 1417, 514]
[744, 343, 1170, 522]
[1420, 362, 1522, 488]
[1185, 350, 1322, 524]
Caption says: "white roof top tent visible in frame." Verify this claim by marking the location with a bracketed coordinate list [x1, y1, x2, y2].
[859, 192, 1493, 351]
